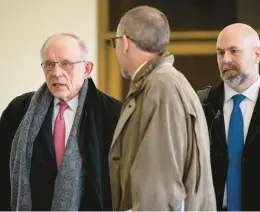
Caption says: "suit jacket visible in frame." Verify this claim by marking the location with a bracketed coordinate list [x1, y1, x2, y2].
[198, 82, 260, 211]
[109, 55, 216, 211]
[0, 79, 122, 211]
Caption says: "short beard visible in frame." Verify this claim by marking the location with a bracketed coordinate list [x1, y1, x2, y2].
[221, 71, 249, 90]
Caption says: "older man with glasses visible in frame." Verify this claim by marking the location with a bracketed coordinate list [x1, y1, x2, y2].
[0, 33, 121, 211]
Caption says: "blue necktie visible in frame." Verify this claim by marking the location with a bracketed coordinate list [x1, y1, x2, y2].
[227, 94, 246, 211]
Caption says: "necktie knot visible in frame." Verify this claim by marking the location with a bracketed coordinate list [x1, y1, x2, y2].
[58, 102, 69, 119]
[232, 94, 245, 107]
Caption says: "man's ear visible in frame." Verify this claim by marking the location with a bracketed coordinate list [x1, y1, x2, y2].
[253, 46, 260, 64]
[84, 62, 93, 79]
[122, 35, 130, 53]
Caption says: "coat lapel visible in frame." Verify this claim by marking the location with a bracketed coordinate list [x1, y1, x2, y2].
[245, 88, 260, 149]
[41, 100, 55, 158]
[32, 101, 57, 173]
[209, 82, 228, 152]
[110, 98, 136, 151]
[213, 112, 227, 151]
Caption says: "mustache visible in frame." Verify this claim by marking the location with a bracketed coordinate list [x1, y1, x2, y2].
[49, 76, 65, 84]
[222, 63, 238, 72]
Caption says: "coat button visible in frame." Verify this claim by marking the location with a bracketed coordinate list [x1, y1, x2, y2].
[211, 152, 218, 157]
[112, 156, 120, 161]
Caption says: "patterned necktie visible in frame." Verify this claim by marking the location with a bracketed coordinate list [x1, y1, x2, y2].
[53, 102, 69, 168]
[227, 94, 246, 211]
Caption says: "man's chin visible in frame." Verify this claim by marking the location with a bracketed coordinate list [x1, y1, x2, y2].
[223, 75, 247, 90]
[221, 72, 239, 81]
[51, 90, 69, 102]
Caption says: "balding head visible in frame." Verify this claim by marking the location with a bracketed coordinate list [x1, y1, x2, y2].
[217, 23, 260, 49]
[41, 33, 89, 60]
[216, 23, 260, 93]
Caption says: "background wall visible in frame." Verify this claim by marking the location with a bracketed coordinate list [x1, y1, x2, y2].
[0, 0, 97, 115]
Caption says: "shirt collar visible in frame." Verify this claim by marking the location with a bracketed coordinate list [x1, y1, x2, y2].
[54, 95, 79, 112]
[224, 76, 260, 103]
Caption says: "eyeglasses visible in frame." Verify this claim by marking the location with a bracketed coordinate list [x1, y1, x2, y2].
[110, 36, 123, 48]
[110, 35, 136, 48]
[41, 60, 85, 71]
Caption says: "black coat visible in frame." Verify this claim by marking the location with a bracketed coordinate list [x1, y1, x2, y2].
[199, 82, 260, 211]
[0, 79, 122, 211]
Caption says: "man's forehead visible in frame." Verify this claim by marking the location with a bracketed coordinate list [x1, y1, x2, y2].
[217, 36, 247, 50]
[43, 36, 81, 56]
[216, 44, 242, 50]
[46, 35, 78, 48]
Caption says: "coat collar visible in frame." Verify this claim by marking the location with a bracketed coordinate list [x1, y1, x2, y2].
[126, 52, 174, 100]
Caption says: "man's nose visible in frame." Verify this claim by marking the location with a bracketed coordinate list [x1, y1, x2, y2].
[52, 63, 63, 77]
[222, 52, 232, 63]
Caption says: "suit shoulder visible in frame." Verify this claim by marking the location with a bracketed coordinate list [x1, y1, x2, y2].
[10, 92, 35, 105]
[96, 90, 122, 111]
[147, 66, 192, 94]
[150, 66, 188, 86]
[197, 85, 212, 93]
[0, 92, 35, 144]
[8, 92, 35, 109]
[1, 92, 35, 119]
[197, 86, 212, 104]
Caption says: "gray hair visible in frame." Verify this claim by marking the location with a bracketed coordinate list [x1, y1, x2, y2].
[40, 33, 90, 60]
[117, 6, 170, 54]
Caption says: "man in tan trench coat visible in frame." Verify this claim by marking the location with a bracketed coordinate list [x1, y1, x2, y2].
[109, 5, 216, 211]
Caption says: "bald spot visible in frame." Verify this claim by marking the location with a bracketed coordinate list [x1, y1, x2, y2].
[41, 35, 83, 61]
[217, 23, 260, 50]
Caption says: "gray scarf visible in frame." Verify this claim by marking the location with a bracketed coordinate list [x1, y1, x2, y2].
[10, 80, 89, 211]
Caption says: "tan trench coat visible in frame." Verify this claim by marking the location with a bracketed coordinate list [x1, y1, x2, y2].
[109, 54, 216, 211]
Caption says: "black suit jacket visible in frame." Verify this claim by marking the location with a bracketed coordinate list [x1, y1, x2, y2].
[0, 79, 122, 211]
[199, 82, 260, 211]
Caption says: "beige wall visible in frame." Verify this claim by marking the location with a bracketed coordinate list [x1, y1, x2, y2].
[0, 0, 97, 115]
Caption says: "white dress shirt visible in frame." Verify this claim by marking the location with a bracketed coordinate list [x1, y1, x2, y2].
[52, 95, 79, 145]
[222, 76, 260, 207]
